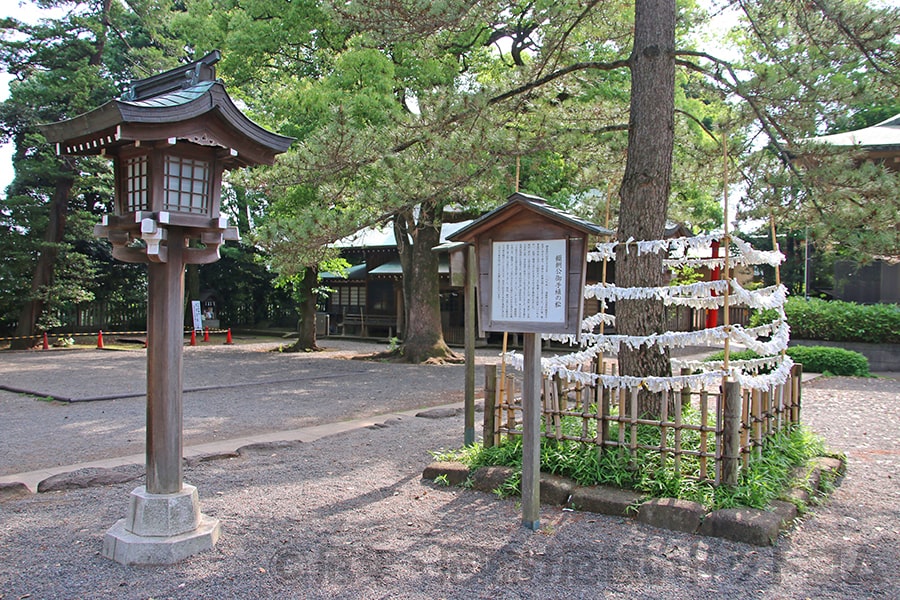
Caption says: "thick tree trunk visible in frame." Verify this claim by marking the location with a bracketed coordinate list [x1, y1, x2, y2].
[289, 266, 320, 351]
[615, 0, 676, 417]
[11, 162, 74, 349]
[393, 204, 455, 363]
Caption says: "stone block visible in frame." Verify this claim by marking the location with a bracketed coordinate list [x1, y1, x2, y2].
[811, 456, 845, 484]
[636, 498, 705, 534]
[539, 474, 575, 505]
[793, 465, 820, 492]
[185, 451, 240, 467]
[421, 461, 470, 486]
[781, 487, 811, 506]
[237, 440, 303, 455]
[37, 466, 143, 492]
[102, 514, 220, 565]
[569, 485, 643, 517]
[0, 481, 32, 501]
[125, 485, 201, 537]
[699, 507, 782, 546]
[470, 466, 515, 494]
[769, 499, 799, 528]
[415, 407, 462, 419]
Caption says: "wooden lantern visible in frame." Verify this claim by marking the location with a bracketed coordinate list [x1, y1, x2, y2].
[38, 52, 293, 564]
[41, 50, 293, 265]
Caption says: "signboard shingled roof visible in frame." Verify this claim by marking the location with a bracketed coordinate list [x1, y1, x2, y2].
[447, 191, 613, 244]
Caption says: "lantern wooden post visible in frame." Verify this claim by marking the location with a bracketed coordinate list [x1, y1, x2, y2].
[145, 228, 187, 494]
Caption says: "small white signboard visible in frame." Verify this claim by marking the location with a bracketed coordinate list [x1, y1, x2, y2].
[490, 239, 567, 325]
[191, 300, 203, 331]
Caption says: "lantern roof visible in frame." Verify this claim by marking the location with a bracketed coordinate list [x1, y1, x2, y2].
[39, 51, 293, 168]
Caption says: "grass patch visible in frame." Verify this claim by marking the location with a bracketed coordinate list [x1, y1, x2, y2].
[434, 413, 827, 510]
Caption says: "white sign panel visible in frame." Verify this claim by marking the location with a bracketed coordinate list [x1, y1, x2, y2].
[191, 300, 203, 331]
[491, 239, 567, 324]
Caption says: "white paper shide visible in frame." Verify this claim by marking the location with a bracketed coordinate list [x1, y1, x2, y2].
[504, 232, 793, 392]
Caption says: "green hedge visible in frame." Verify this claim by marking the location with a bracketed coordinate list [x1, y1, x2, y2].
[704, 346, 869, 376]
[751, 298, 900, 344]
[787, 345, 869, 376]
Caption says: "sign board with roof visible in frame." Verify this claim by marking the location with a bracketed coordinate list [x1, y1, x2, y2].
[447, 192, 611, 340]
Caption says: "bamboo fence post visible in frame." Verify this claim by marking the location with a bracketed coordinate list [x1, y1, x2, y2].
[542, 377, 551, 433]
[545, 376, 563, 439]
[714, 386, 723, 486]
[556, 376, 566, 413]
[680, 367, 692, 409]
[484, 364, 497, 448]
[506, 375, 516, 435]
[629, 387, 639, 462]
[776, 380, 785, 431]
[791, 362, 803, 424]
[618, 388, 627, 449]
[660, 390, 669, 461]
[599, 385, 611, 451]
[721, 379, 742, 487]
[674, 387, 683, 475]
[751, 388, 763, 458]
[741, 388, 751, 469]
[580, 379, 590, 442]
[700, 388, 709, 480]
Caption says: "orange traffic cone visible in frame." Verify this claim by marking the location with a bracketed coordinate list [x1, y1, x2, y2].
[203, 327, 210, 342]
[190, 329, 197, 346]
[97, 330, 104, 349]
[225, 328, 234, 345]
[42, 332, 49, 350]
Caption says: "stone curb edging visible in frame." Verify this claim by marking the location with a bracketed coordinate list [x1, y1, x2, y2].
[0, 405, 452, 496]
[421, 455, 845, 546]
[0, 444, 308, 502]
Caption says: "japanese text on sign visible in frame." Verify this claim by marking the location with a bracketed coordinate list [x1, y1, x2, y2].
[491, 239, 567, 324]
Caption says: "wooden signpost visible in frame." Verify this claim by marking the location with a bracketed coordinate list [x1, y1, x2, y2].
[449, 192, 609, 529]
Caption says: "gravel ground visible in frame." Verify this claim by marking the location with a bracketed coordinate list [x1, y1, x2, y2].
[0, 339, 488, 475]
[0, 342, 898, 599]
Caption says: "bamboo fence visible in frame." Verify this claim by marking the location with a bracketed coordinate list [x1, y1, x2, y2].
[484, 360, 803, 486]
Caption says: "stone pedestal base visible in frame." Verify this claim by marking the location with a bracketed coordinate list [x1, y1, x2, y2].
[102, 485, 220, 565]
